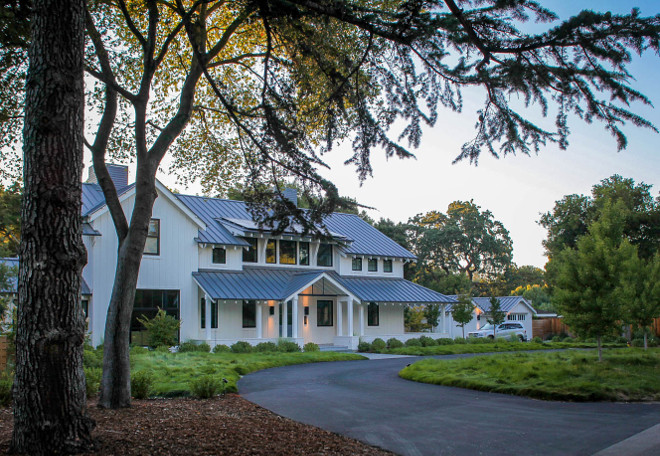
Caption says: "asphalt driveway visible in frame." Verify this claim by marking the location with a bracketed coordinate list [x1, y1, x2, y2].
[239, 355, 660, 456]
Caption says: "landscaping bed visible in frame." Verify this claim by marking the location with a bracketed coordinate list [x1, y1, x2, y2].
[0, 395, 394, 455]
[399, 348, 660, 401]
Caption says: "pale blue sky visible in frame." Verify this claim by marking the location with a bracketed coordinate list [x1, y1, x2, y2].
[101, 1, 660, 269]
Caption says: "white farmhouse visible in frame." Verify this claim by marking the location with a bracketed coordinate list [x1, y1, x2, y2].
[81, 164, 455, 350]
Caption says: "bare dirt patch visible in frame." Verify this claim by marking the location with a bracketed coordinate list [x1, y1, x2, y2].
[0, 395, 394, 455]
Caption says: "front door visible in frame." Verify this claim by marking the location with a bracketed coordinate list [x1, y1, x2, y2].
[278, 300, 292, 337]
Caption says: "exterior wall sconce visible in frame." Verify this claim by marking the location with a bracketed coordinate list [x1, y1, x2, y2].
[304, 306, 309, 325]
[304, 315, 308, 325]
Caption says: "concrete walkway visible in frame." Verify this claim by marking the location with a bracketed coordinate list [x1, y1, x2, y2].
[239, 356, 660, 456]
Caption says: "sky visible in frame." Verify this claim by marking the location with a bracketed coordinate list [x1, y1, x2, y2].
[84, 0, 660, 269]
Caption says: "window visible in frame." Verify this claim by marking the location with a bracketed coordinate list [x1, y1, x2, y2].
[242, 300, 256, 328]
[242, 238, 258, 262]
[211, 300, 218, 328]
[352, 257, 362, 271]
[131, 290, 180, 345]
[266, 239, 276, 264]
[279, 240, 297, 264]
[81, 300, 89, 318]
[212, 247, 226, 264]
[368, 302, 379, 326]
[317, 300, 333, 326]
[368, 258, 377, 272]
[200, 298, 206, 329]
[299, 242, 310, 266]
[317, 243, 333, 267]
[144, 219, 160, 255]
[507, 313, 526, 321]
[383, 259, 393, 273]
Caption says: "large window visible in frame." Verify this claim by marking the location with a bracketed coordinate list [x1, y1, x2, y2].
[352, 257, 362, 271]
[144, 219, 160, 255]
[368, 258, 378, 272]
[211, 300, 218, 328]
[317, 300, 333, 326]
[242, 300, 256, 328]
[212, 247, 226, 264]
[279, 240, 297, 264]
[266, 239, 276, 264]
[243, 238, 258, 262]
[132, 289, 179, 344]
[368, 302, 379, 326]
[299, 242, 310, 266]
[317, 243, 333, 267]
[200, 298, 206, 329]
[383, 259, 393, 273]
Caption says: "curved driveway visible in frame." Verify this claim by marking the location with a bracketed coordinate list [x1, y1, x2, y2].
[239, 356, 660, 456]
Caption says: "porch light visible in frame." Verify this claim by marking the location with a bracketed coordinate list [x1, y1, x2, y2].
[304, 315, 308, 325]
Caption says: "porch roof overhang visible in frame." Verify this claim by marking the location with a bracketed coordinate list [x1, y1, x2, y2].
[192, 266, 455, 305]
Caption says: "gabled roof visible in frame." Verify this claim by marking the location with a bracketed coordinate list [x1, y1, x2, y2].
[446, 295, 537, 315]
[0, 257, 91, 295]
[193, 266, 452, 304]
[82, 182, 135, 216]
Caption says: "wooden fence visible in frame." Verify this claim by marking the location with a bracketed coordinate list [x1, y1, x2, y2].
[533, 317, 660, 340]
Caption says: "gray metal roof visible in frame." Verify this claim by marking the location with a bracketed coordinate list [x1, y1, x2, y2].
[193, 266, 452, 304]
[446, 295, 536, 314]
[0, 257, 91, 295]
[81, 182, 135, 216]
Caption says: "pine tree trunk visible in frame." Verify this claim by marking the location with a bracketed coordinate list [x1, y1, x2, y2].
[10, 0, 95, 453]
[98, 177, 157, 409]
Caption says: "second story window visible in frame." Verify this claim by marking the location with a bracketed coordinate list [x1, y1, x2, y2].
[279, 240, 297, 264]
[383, 259, 393, 273]
[266, 239, 276, 264]
[212, 247, 226, 264]
[352, 257, 362, 271]
[144, 219, 160, 255]
[317, 243, 333, 267]
[243, 238, 258, 263]
[299, 242, 310, 266]
[368, 258, 378, 272]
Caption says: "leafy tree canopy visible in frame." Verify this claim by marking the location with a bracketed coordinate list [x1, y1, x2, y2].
[0, 183, 20, 257]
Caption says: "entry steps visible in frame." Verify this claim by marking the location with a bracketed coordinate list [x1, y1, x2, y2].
[318, 344, 353, 353]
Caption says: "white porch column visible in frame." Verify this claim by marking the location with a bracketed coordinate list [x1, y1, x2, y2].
[292, 296, 299, 339]
[256, 302, 263, 339]
[359, 303, 365, 336]
[347, 299, 354, 337]
[282, 300, 288, 338]
[204, 294, 212, 342]
[442, 304, 446, 334]
[337, 300, 343, 337]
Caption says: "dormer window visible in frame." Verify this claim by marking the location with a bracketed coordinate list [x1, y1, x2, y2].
[317, 243, 333, 267]
[266, 239, 276, 264]
[212, 247, 226, 264]
[352, 257, 362, 271]
[299, 242, 310, 266]
[383, 259, 393, 273]
[144, 219, 160, 255]
[243, 238, 258, 263]
[279, 240, 297, 265]
[368, 258, 377, 272]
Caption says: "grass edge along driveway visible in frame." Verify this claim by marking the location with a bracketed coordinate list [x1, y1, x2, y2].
[399, 348, 660, 402]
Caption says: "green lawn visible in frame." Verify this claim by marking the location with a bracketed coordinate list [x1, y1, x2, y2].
[85, 350, 364, 397]
[381, 340, 626, 356]
[399, 348, 660, 401]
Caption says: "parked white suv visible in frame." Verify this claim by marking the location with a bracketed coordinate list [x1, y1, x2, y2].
[468, 322, 527, 341]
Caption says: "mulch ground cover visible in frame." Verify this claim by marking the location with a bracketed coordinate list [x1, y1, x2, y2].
[0, 395, 394, 455]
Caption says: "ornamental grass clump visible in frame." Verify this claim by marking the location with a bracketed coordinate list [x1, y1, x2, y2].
[277, 340, 301, 353]
[231, 341, 253, 353]
[131, 370, 154, 399]
[212, 344, 231, 353]
[190, 375, 221, 399]
[303, 342, 320, 352]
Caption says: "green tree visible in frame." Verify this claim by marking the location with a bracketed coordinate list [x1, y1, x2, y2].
[137, 308, 182, 348]
[452, 294, 474, 339]
[622, 254, 660, 349]
[424, 304, 441, 333]
[0, 183, 21, 257]
[512, 284, 553, 312]
[404, 306, 428, 333]
[486, 297, 506, 337]
[552, 201, 637, 361]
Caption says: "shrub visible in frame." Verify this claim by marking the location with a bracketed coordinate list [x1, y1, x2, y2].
[231, 341, 253, 353]
[419, 336, 437, 347]
[83, 347, 103, 369]
[303, 342, 320, 352]
[212, 344, 231, 353]
[552, 335, 562, 343]
[563, 337, 575, 343]
[197, 343, 211, 353]
[130, 345, 150, 355]
[137, 308, 181, 348]
[277, 340, 301, 353]
[357, 341, 371, 352]
[531, 337, 543, 344]
[508, 334, 520, 343]
[405, 338, 422, 347]
[631, 339, 645, 347]
[131, 370, 154, 399]
[453, 337, 467, 344]
[155, 345, 171, 353]
[387, 338, 404, 349]
[190, 375, 221, 399]
[256, 342, 278, 352]
[467, 337, 490, 344]
[179, 341, 212, 353]
[84, 367, 102, 398]
[617, 336, 629, 345]
[0, 374, 12, 407]
[436, 338, 454, 345]
[371, 338, 386, 352]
